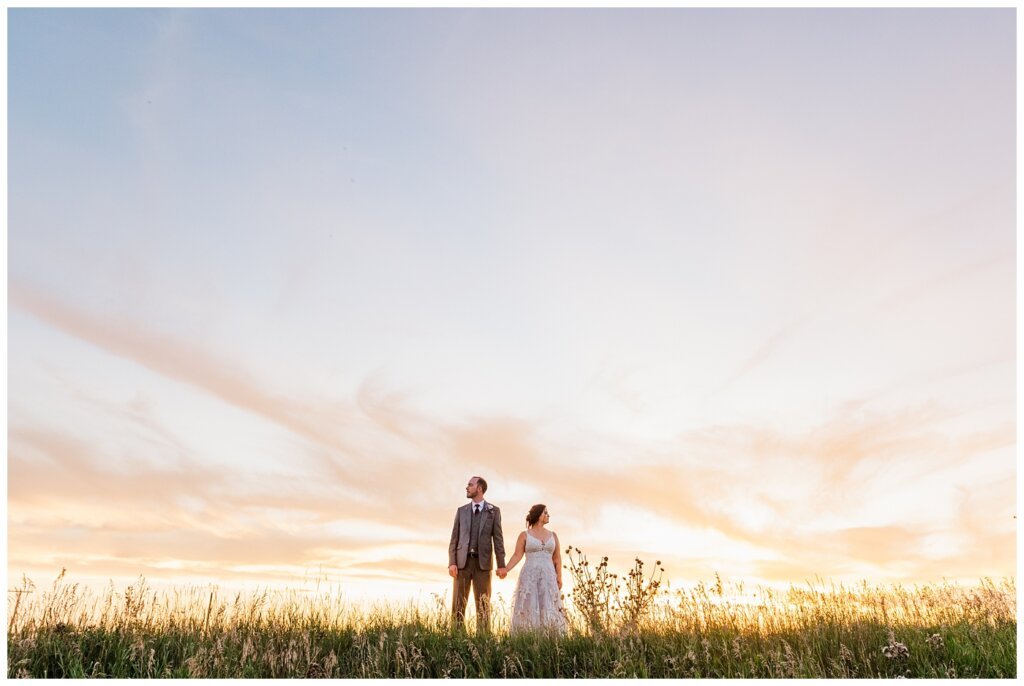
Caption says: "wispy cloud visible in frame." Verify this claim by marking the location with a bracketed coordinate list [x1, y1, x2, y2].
[702, 315, 811, 402]
[8, 281, 1014, 588]
[10, 279, 369, 459]
[872, 250, 1013, 313]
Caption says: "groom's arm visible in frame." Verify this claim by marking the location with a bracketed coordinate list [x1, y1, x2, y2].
[448, 510, 460, 567]
[492, 507, 506, 569]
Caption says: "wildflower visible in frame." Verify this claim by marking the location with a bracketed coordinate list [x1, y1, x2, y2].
[881, 641, 909, 660]
[925, 633, 944, 650]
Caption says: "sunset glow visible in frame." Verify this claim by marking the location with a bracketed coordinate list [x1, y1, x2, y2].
[7, 8, 1015, 604]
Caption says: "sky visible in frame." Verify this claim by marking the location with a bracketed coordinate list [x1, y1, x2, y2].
[6, 8, 1016, 603]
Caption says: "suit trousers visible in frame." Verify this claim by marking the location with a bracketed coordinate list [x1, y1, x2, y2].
[452, 562, 492, 632]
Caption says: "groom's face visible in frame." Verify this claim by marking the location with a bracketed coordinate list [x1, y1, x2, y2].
[466, 478, 481, 498]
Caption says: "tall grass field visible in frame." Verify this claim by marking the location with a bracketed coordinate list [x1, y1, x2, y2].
[7, 550, 1016, 678]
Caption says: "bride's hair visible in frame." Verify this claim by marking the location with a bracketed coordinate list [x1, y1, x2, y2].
[526, 504, 546, 527]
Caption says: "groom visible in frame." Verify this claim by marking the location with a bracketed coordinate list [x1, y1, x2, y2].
[449, 476, 506, 632]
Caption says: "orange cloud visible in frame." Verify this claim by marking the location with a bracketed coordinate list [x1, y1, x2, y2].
[9, 279, 365, 458]
[8, 281, 1015, 590]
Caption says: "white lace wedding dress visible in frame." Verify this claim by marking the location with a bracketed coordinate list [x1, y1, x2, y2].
[510, 530, 568, 634]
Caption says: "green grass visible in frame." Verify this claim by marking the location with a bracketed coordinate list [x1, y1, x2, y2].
[6, 564, 1015, 678]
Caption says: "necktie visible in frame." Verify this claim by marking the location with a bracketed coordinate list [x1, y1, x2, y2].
[474, 505, 480, 515]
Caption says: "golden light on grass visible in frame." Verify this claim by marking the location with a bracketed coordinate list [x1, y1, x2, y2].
[6, 553, 1015, 678]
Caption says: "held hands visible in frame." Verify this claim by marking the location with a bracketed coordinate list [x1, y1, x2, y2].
[450, 566, 508, 579]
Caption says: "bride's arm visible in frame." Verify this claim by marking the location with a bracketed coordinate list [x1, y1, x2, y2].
[552, 532, 563, 589]
[504, 532, 528, 572]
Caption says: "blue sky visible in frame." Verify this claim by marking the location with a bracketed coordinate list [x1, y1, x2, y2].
[7, 8, 1016, 598]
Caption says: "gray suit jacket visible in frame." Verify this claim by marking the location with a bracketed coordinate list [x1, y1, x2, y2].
[449, 502, 506, 571]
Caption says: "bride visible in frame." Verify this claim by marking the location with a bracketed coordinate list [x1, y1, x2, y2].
[503, 504, 568, 634]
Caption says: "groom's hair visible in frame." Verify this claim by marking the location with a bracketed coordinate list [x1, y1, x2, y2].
[473, 476, 488, 493]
